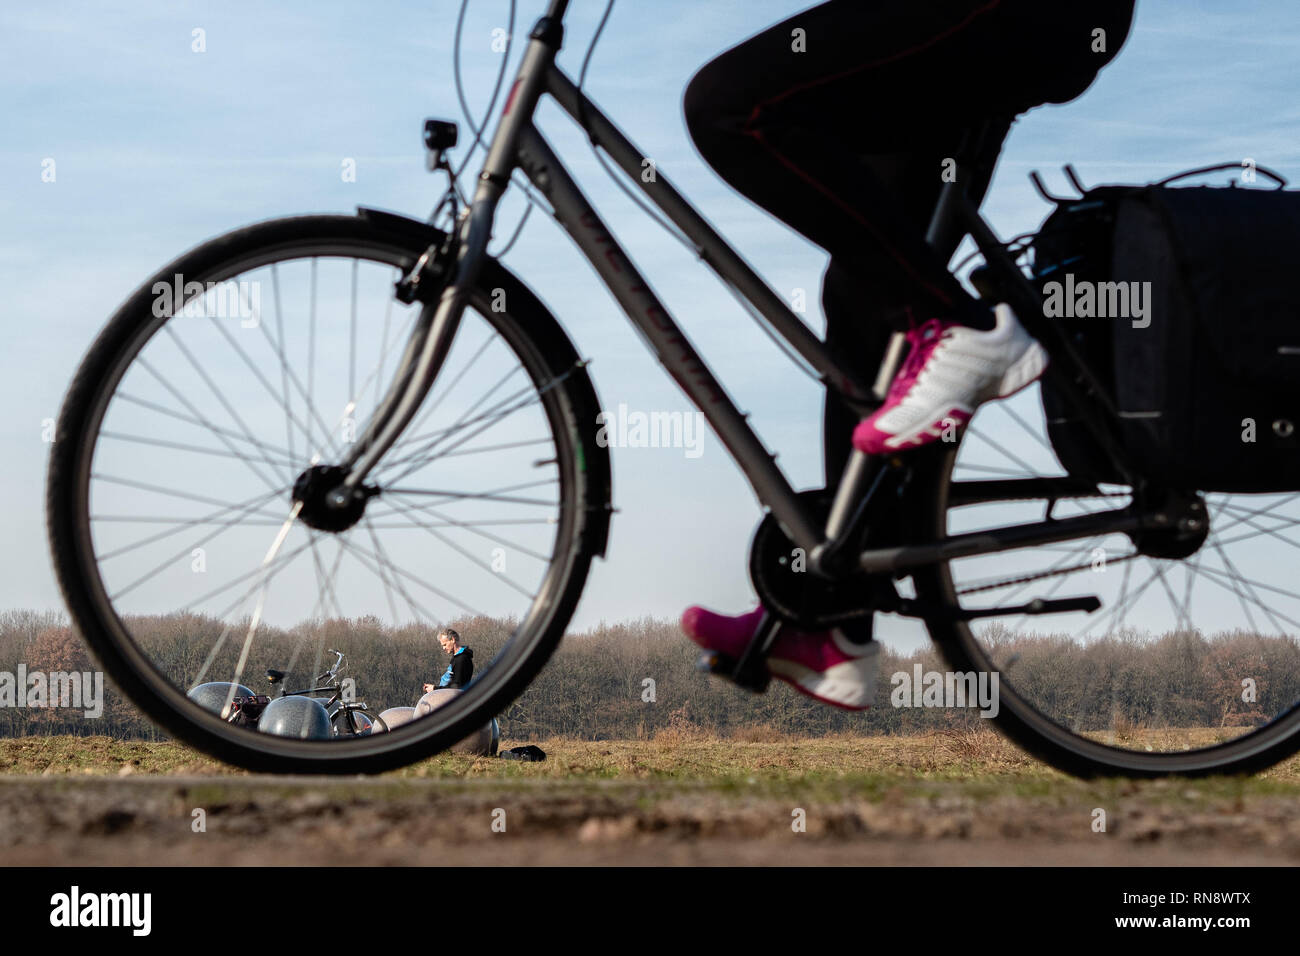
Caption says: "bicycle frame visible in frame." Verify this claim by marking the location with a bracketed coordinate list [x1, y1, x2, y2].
[341, 0, 1154, 584]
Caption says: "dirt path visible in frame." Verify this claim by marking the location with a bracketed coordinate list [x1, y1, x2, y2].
[3, 773, 1298, 866]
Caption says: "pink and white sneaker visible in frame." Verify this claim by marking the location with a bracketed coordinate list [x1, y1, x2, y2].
[680, 606, 878, 710]
[852, 303, 1048, 455]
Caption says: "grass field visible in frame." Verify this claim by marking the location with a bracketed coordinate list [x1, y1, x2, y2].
[2, 729, 1298, 865]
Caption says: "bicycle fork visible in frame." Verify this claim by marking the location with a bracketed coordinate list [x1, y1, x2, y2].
[326, 211, 480, 507]
[322, 18, 562, 511]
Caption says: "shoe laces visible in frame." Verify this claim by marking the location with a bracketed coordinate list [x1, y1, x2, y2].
[887, 318, 948, 401]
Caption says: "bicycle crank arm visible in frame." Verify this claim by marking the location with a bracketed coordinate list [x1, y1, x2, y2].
[895, 594, 1101, 622]
[695, 610, 783, 694]
[694, 595, 1100, 686]
[858, 509, 1142, 574]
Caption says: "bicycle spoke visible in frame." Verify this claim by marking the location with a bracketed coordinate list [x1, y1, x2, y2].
[284, 536, 347, 680]
[98, 429, 299, 473]
[307, 258, 318, 456]
[107, 488, 295, 603]
[363, 518, 402, 625]
[115, 391, 295, 463]
[1205, 535, 1290, 634]
[331, 534, 445, 636]
[375, 477, 559, 510]
[137, 356, 288, 492]
[307, 531, 347, 623]
[349, 258, 358, 410]
[92, 515, 290, 526]
[386, 392, 557, 485]
[224, 503, 304, 703]
[377, 358, 575, 484]
[1107, 556, 1134, 637]
[96, 487, 285, 562]
[362, 517, 555, 530]
[382, 494, 539, 598]
[190, 537, 313, 686]
[1148, 557, 1191, 634]
[185, 539, 316, 622]
[434, 437, 554, 459]
[378, 365, 532, 480]
[996, 397, 1056, 456]
[332, 534, 484, 618]
[383, 492, 552, 563]
[951, 461, 1032, 477]
[963, 424, 1041, 477]
[1211, 502, 1300, 551]
[205, 299, 340, 463]
[389, 329, 500, 456]
[1075, 559, 1163, 639]
[92, 473, 281, 514]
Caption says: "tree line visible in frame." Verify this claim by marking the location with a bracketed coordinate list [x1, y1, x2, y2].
[0, 609, 1293, 740]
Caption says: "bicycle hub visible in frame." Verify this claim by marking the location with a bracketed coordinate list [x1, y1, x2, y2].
[292, 464, 371, 533]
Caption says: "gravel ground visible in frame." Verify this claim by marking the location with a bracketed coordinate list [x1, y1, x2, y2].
[3, 773, 1298, 866]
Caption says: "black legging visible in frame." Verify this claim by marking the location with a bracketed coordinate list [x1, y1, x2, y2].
[683, 0, 1135, 489]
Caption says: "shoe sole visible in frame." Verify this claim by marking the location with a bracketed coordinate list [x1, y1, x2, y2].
[770, 658, 876, 711]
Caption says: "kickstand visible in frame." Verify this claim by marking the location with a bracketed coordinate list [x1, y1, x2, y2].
[697, 610, 782, 693]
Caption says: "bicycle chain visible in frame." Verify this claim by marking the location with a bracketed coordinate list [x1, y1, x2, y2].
[952, 493, 1135, 596]
[955, 550, 1139, 596]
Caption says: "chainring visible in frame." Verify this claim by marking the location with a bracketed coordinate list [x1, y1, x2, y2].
[748, 488, 896, 630]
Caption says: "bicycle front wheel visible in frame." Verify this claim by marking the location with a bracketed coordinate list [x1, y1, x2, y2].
[47, 213, 610, 773]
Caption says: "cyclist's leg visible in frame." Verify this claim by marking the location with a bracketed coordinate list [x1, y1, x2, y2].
[683, 0, 1135, 329]
[683, 0, 1134, 687]
[822, 116, 1011, 489]
[816, 122, 1005, 651]
[689, 0, 1133, 456]
[685, 1, 1029, 664]
[839, 3, 1132, 454]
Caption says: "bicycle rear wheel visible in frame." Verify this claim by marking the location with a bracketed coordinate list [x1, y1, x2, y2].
[47, 214, 610, 773]
[910, 389, 1300, 777]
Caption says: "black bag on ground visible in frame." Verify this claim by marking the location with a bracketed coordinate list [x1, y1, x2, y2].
[1032, 167, 1300, 492]
[499, 744, 546, 762]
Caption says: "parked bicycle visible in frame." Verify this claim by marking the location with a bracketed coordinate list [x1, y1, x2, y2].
[189, 650, 389, 739]
[47, 0, 1300, 775]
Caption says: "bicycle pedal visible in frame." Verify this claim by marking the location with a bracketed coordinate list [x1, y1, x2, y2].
[731, 662, 771, 694]
[696, 651, 733, 675]
[695, 652, 771, 694]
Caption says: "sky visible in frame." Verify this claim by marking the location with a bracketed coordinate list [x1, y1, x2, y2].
[4, 0, 1300, 639]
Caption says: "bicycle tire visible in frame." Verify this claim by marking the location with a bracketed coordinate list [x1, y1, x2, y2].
[911, 444, 1300, 777]
[47, 213, 611, 774]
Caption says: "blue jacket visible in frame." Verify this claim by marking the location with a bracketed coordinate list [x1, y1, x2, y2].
[437, 646, 473, 689]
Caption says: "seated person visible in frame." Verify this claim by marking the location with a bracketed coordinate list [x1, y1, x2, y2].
[422, 627, 473, 694]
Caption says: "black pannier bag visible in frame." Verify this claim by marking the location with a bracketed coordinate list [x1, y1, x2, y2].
[1031, 166, 1300, 492]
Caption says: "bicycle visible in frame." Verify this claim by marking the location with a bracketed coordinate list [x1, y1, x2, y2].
[268, 649, 391, 738]
[47, 0, 1300, 775]
[192, 649, 390, 738]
